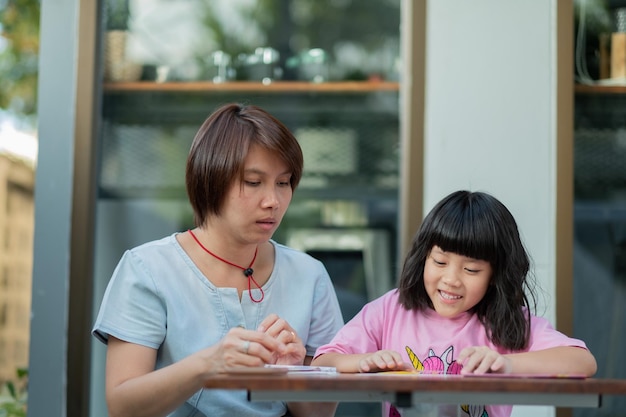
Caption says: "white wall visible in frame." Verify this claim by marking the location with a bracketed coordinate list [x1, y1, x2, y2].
[423, 2, 558, 416]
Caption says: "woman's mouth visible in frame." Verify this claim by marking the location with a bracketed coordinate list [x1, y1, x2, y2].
[257, 219, 276, 231]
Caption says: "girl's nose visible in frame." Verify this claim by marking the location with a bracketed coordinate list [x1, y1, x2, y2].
[442, 269, 461, 287]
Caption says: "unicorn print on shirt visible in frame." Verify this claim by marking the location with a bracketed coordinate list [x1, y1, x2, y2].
[388, 345, 488, 417]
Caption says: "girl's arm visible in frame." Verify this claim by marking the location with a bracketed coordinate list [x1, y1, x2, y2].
[312, 350, 411, 373]
[506, 346, 597, 375]
[458, 346, 597, 376]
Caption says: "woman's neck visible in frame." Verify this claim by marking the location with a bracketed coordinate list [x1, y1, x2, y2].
[193, 226, 259, 266]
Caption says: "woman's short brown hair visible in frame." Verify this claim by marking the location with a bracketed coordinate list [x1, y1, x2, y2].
[185, 103, 303, 226]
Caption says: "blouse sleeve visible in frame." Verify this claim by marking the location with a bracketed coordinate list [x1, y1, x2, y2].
[526, 314, 589, 351]
[314, 293, 387, 357]
[92, 249, 167, 350]
[304, 268, 345, 356]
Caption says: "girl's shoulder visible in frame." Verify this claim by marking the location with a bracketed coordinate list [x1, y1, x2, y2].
[378, 288, 401, 302]
[361, 289, 402, 313]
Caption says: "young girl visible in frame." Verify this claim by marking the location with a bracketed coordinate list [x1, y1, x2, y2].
[312, 190, 597, 417]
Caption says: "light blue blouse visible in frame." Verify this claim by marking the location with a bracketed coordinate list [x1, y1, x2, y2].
[92, 233, 344, 417]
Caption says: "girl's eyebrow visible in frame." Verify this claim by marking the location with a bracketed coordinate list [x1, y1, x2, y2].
[462, 255, 487, 263]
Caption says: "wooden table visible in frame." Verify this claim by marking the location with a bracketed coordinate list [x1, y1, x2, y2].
[204, 372, 626, 416]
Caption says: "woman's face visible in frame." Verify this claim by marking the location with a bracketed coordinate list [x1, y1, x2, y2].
[215, 144, 293, 245]
[423, 246, 492, 318]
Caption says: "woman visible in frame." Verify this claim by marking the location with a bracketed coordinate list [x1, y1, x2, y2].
[92, 103, 344, 417]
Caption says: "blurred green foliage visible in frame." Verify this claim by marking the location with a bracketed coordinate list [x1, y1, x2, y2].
[0, 0, 39, 117]
[0, 368, 28, 417]
[104, 0, 130, 31]
[197, 0, 400, 80]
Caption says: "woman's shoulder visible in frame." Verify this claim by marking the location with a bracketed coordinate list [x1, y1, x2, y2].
[113, 233, 197, 288]
[127, 233, 179, 255]
[272, 240, 325, 266]
[270, 241, 335, 288]
[122, 234, 187, 269]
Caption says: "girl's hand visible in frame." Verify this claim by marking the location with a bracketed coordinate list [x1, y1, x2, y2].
[358, 350, 411, 373]
[257, 314, 306, 365]
[457, 346, 512, 375]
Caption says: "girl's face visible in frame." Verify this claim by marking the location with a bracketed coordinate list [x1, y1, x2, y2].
[423, 246, 492, 318]
[213, 144, 293, 245]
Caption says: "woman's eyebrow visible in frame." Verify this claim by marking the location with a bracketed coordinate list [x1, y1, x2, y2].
[243, 168, 292, 176]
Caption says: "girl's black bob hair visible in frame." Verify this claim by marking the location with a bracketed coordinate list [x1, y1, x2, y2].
[397, 190, 536, 350]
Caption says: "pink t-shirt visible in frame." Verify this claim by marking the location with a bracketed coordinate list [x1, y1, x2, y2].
[315, 289, 589, 417]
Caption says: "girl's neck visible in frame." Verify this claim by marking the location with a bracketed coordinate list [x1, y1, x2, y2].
[425, 307, 473, 322]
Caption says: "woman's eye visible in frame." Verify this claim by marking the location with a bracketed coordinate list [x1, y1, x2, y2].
[245, 181, 260, 186]
[278, 181, 290, 187]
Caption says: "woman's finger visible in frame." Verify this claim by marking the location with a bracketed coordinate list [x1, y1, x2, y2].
[257, 313, 280, 333]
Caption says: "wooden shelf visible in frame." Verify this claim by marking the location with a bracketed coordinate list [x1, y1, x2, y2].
[575, 83, 626, 94]
[103, 80, 400, 94]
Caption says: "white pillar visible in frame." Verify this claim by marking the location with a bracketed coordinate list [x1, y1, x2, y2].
[422, 2, 563, 415]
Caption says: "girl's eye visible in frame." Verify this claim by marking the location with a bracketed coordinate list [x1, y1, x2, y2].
[432, 258, 445, 266]
[278, 181, 290, 187]
[465, 268, 480, 274]
[245, 181, 260, 186]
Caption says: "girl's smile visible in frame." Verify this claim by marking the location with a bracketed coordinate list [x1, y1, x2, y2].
[438, 289, 462, 302]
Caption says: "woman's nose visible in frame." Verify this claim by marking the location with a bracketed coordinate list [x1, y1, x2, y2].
[262, 187, 280, 209]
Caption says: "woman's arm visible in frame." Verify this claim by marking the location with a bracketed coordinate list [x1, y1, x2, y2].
[106, 327, 287, 417]
[105, 337, 208, 417]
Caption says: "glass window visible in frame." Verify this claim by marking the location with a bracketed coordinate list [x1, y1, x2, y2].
[91, 2, 401, 416]
[574, 1, 626, 415]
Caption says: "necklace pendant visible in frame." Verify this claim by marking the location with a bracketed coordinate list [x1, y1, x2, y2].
[187, 230, 261, 301]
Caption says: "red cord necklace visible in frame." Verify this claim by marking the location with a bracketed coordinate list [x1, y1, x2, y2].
[188, 229, 264, 303]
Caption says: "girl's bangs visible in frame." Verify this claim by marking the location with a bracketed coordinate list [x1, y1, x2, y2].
[429, 208, 498, 263]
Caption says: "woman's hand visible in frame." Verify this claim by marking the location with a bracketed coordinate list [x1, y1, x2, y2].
[257, 314, 306, 365]
[457, 346, 512, 375]
[357, 350, 410, 373]
[104, 329, 289, 417]
[203, 326, 287, 372]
